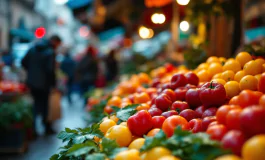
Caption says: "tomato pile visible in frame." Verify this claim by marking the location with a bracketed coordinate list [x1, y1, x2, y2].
[0, 81, 27, 93]
[53, 52, 265, 160]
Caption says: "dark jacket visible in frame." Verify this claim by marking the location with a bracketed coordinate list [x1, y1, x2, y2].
[61, 55, 76, 79]
[22, 40, 56, 91]
[76, 53, 98, 85]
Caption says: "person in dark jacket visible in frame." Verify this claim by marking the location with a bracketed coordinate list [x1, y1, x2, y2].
[105, 49, 118, 81]
[61, 52, 76, 104]
[22, 35, 62, 135]
[76, 46, 98, 104]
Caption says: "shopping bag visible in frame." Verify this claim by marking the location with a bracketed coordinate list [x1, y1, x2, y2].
[48, 90, 62, 122]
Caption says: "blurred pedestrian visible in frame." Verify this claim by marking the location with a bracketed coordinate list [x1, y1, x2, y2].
[75, 46, 98, 104]
[105, 49, 118, 82]
[61, 50, 76, 104]
[22, 35, 62, 135]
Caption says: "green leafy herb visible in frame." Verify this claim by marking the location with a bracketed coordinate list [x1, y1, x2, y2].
[87, 98, 109, 124]
[115, 104, 139, 122]
[66, 141, 97, 157]
[140, 127, 230, 160]
[85, 153, 105, 160]
[101, 137, 127, 159]
[140, 130, 167, 152]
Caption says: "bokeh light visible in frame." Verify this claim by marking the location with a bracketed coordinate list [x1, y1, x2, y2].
[176, 0, 190, 5]
[54, 0, 69, 5]
[180, 21, 190, 32]
[79, 26, 90, 38]
[139, 26, 154, 39]
[35, 27, 46, 39]
[151, 13, 166, 24]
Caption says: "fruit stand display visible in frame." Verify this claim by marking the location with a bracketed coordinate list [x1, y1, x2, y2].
[51, 52, 265, 160]
[0, 81, 32, 153]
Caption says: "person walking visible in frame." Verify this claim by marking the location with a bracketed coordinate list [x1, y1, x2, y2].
[75, 46, 98, 105]
[105, 49, 118, 82]
[22, 35, 62, 135]
[61, 51, 76, 104]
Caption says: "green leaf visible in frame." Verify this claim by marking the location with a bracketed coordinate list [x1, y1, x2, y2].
[116, 104, 139, 122]
[111, 106, 120, 112]
[101, 137, 119, 154]
[66, 141, 97, 157]
[57, 129, 77, 142]
[50, 154, 59, 160]
[140, 130, 167, 152]
[85, 153, 106, 160]
[108, 148, 127, 159]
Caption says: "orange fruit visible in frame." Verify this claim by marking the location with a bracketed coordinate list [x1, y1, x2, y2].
[255, 74, 262, 83]
[212, 73, 222, 79]
[208, 63, 223, 77]
[134, 92, 151, 104]
[215, 154, 241, 160]
[105, 125, 132, 147]
[255, 58, 265, 67]
[236, 52, 252, 67]
[115, 149, 141, 160]
[147, 128, 161, 137]
[212, 79, 226, 86]
[197, 69, 211, 82]
[263, 64, 265, 72]
[224, 81, 241, 99]
[223, 59, 241, 73]
[138, 73, 151, 84]
[108, 96, 122, 107]
[234, 70, 246, 82]
[259, 95, 265, 107]
[239, 75, 258, 91]
[207, 56, 220, 64]
[128, 138, 145, 150]
[244, 60, 262, 76]
[221, 70, 235, 82]
[100, 119, 116, 134]
[219, 57, 227, 65]
[197, 63, 209, 70]
[242, 134, 265, 160]
[136, 103, 151, 111]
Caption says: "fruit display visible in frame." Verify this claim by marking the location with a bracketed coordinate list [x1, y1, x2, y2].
[51, 52, 265, 160]
[0, 81, 27, 94]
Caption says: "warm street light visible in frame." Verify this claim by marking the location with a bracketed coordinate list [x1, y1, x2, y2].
[180, 21, 190, 32]
[151, 13, 166, 24]
[176, 0, 190, 5]
[139, 26, 154, 39]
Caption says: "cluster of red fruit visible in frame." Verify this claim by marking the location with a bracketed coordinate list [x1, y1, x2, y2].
[0, 81, 27, 93]
[126, 72, 265, 157]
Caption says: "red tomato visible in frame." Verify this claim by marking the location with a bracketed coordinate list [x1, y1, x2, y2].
[221, 130, 246, 156]
[104, 106, 113, 114]
[208, 121, 219, 128]
[170, 73, 187, 90]
[162, 89, 177, 102]
[179, 109, 200, 122]
[152, 116, 166, 128]
[206, 124, 228, 141]
[186, 88, 202, 108]
[189, 118, 203, 133]
[194, 106, 206, 118]
[258, 73, 265, 93]
[151, 78, 161, 88]
[170, 101, 189, 112]
[148, 105, 163, 117]
[174, 87, 188, 101]
[226, 108, 242, 130]
[216, 105, 241, 125]
[185, 72, 199, 86]
[202, 116, 217, 131]
[229, 96, 240, 105]
[127, 110, 153, 137]
[199, 82, 226, 107]
[162, 115, 190, 137]
[238, 90, 263, 108]
[240, 106, 265, 137]
[202, 107, 218, 118]
[161, 110, 178, 118]
[165, 63, 175, 72]
[155, 94, 172, 111]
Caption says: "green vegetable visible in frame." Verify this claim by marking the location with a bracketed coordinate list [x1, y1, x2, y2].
[140, 127, 230, 160]
[114, 104, 139, 122]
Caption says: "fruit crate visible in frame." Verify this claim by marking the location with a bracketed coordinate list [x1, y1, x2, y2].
[0, 127, 28, 154]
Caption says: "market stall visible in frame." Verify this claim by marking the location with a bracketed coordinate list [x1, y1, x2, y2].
[50, 50, 265, 160]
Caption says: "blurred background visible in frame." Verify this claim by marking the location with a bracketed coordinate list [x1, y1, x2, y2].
[0, 0, 264, 159]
